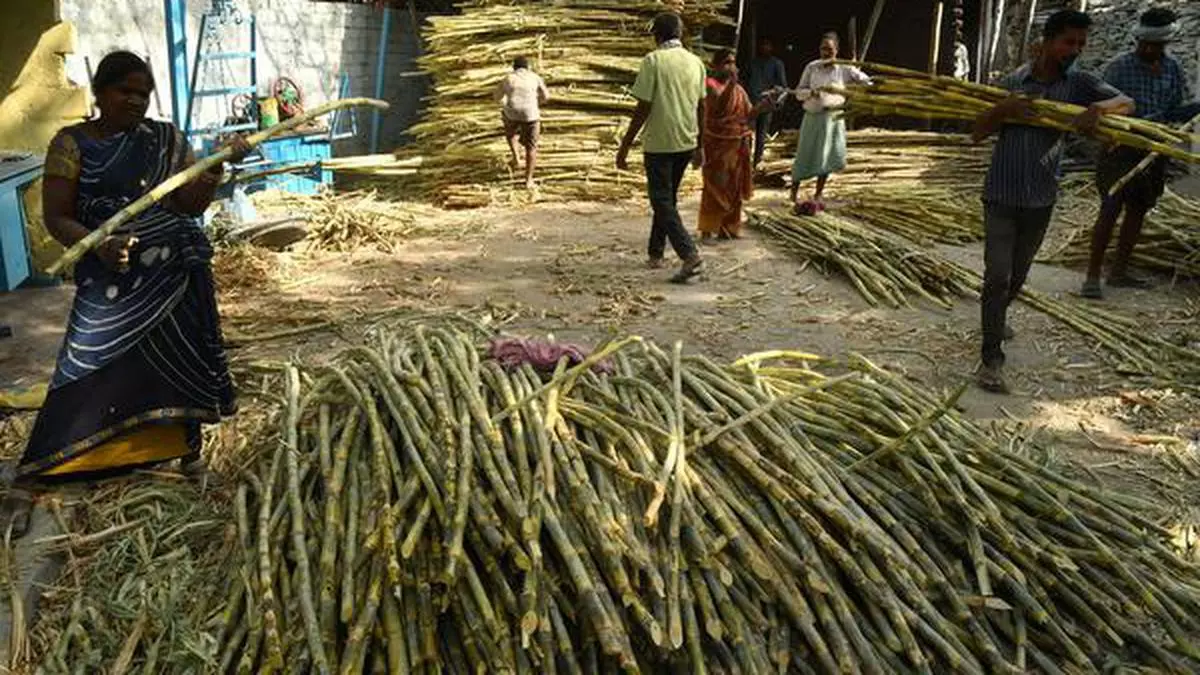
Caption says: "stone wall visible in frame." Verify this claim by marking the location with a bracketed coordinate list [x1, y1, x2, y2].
[995, 0, 1199, 89]
[58, 0, 428, 154]
[1079, 1, 1199, 88]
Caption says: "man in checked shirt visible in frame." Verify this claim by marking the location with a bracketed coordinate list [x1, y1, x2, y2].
[1082, 8, 1200, 299]
[971, 10, 1133, 394]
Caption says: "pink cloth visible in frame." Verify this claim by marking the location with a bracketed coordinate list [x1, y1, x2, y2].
[487, 337, 612, 374]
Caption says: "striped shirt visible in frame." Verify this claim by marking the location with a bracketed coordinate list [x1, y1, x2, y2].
[1103, 53, 1191, 122]
[983, 64, 1123, 209]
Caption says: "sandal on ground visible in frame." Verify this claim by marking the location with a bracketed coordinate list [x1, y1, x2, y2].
[1080, 279, 1103, 299]
[1107, 274, 1152, 289]
[669, 258, 703, 284]
[647, 257, 666, 270]
[2, 487, 34, 539]
[976, 364, 1010, 395]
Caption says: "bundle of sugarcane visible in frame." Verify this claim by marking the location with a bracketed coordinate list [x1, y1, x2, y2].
[750, 208, 976, 308]
[372, 0, 730, 205]
[836, 186, 984, 244]
[840, 62, 1200, 164]
[1047, 188, 1200, 279]
[752, 207, 1200, 383]
[29, 321, 1200, 672]
[758, 129, 991, 194]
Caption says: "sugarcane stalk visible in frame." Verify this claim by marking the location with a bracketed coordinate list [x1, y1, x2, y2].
[1107, 110, 1200, 197]
[46, 98, 389, 275]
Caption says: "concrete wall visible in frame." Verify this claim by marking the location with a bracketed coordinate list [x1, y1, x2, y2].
[58, 0, 428, 154]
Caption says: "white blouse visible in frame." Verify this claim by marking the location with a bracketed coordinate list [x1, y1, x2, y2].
[794, 60, 871, 113]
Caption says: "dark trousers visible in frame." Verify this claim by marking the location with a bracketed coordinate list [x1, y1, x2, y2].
[753, 113, 772, 166]
[981, 203, 1054, 367]
[644, 151, 698, 262]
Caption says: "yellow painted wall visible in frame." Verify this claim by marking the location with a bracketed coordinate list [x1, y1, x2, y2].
[0, 7, 90, 273]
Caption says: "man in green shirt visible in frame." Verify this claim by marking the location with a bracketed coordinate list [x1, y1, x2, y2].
[616, 12, 707, 283]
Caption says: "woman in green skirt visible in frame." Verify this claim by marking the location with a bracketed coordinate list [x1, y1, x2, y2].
[789, 32, 870, 211]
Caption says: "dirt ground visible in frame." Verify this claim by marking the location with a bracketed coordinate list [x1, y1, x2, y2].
[3, 184, 1200, 534]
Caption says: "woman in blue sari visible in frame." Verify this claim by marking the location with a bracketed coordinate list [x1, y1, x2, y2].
[3, 52, 248, 535]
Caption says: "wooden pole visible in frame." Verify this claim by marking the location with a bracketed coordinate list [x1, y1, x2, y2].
[987, 0, 1007, 79]
[860, 0, 887, 61]
[929, 3, 945, 75]
[734, 0, 748, 52]
[849, 16, 859, 61]
[1020, 0, 1039, 63]
[976, 0, 992, 82]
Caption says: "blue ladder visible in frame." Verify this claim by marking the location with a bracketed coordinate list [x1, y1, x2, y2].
[184, 1, 260, 145]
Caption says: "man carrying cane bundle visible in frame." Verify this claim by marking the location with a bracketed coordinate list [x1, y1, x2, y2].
[1081, 8, 1200, 299]
[971, 10, 1133, 394]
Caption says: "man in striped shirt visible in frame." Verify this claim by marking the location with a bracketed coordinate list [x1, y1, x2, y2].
[971, 10, 1133, 394]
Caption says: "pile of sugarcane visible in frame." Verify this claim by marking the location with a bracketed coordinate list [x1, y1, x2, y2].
[840, 62, 1200, 163]
[251, 190, 446, 253]
[1047, 187, 1200, 279]
[750, 208, 976, 308]
[363, 0, 730, 205]
[25, 321, 1200, 673]
[751, 208, 1200, 384]
[759, 129, 991, 193]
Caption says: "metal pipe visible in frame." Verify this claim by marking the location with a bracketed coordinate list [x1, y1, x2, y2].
[163, 0, 191, 129]
[370, 6, 393, 154]
[184, 13, 209, 135]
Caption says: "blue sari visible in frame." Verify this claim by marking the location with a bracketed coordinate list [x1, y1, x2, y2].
[19, 119, 235, 478]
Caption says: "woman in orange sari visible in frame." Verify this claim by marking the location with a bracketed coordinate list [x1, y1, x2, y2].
[698, 49, 773, 241]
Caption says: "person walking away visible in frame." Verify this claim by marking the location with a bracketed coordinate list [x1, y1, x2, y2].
[1082, 8, 1199, 299]
[698, 49, 774, 241]
[789, 32, 870, 212]
[971, 10, 1133, 394]
[497, 56, 549, 191]
[746, 38, 787, 168]
[616, 13, 707, 284]
[1, 52, 249, 536]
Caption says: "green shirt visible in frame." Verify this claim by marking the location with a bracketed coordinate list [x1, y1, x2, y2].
[629, 44, 707, 154]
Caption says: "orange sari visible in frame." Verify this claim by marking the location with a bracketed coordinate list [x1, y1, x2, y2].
[698, 77, 754, 238]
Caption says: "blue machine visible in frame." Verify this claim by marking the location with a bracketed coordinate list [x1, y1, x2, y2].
[0, 153, 43, 292]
